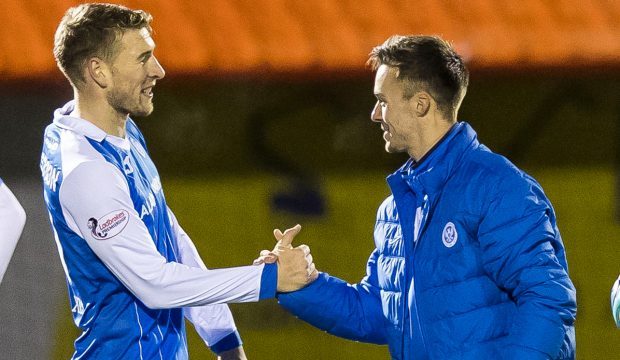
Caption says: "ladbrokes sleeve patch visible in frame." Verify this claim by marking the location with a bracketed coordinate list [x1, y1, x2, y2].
[87, 210, 130, 240]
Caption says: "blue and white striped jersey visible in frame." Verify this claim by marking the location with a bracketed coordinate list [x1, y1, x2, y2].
[40, 101, 276, 359]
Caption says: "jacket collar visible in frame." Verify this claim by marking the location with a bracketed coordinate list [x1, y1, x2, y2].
[53, 100, 131, 151]
[388, 122, 479, 197]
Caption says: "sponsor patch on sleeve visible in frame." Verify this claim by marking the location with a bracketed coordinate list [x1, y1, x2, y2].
[87, 209, 130, 240]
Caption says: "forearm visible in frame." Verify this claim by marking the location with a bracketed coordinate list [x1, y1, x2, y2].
[278, 272, 387, 344]
[122, 261, 276, 309]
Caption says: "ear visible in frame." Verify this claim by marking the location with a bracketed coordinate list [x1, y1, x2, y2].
[413, 92, 431, 117]
[86, 57, 110, 89]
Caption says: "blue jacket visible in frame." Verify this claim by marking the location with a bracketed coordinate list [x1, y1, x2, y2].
[279, 122, 576, 359]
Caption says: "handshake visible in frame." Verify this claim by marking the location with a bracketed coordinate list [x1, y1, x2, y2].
[253, 224, 318, 293]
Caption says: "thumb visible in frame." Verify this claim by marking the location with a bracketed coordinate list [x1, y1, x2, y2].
[278, 224, 301, 248]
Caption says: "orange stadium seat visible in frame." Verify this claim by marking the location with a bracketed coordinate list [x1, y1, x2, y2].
[0, 0, 618, 80]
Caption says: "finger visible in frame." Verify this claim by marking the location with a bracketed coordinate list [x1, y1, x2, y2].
[273, 229, 283, 242]
[253, 254, 277, 265]
[307, 262, 316, 276]
[297, 244, 310, 257]
[263, 255, 277, 264]
[305, 253, 313, 265]
[260, 249, 272, 257]
[279, 224, 301, 247]
[308, 267, 319, 282]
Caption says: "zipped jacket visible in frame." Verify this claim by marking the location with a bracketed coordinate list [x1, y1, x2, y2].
[279, 122, 576, 359]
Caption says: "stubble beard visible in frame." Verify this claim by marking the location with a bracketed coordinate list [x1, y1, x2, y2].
[106, 87, 153, 118]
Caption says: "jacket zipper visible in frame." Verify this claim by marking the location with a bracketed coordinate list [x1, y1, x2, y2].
[403, 194, 430, 359]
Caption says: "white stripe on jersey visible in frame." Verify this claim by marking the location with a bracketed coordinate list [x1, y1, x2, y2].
[134, 302, 144, 360]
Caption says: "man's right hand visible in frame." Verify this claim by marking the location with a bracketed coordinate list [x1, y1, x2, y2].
[254, 224, 318, 292]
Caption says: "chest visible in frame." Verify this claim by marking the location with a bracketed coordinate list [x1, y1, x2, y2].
[375, 190, 485, 288]
[115, 140, 176, 260]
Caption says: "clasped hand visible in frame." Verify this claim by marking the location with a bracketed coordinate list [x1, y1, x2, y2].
[253, 224, 318, 292]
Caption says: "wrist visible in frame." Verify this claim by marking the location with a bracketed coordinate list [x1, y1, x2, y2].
[259, 263, 278, 299]
[211, 331, 242, 355]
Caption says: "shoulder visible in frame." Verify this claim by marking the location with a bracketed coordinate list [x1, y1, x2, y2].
[58, 160, 130, 210]
[63, 160, 125, 187]
[43, 123, 109, 177]
[465, 146, 540, 190]
[60, 160, 127, 197]
[463, 147, 549, 211]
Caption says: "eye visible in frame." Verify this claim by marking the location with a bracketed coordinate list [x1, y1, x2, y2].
[139, 53, 153, 65]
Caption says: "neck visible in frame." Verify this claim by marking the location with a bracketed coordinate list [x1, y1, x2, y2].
[72, 89, 128, 138]
[407, 116, 456, 161]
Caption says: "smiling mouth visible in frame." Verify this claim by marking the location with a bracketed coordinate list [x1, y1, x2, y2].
[141, 86, 154, 97]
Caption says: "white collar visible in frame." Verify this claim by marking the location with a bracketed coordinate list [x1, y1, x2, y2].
[54, 101, 131, 151]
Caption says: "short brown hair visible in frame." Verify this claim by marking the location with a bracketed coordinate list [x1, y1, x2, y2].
[53, 3, 152, 86]
[368, 35, 469, 118]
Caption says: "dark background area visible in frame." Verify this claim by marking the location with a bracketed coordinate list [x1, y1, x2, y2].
[1, 73, 618, 179]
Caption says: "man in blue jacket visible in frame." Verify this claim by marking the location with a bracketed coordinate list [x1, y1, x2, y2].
[267, 35, 577, 359]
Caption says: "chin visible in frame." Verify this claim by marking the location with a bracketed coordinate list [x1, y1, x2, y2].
[131, 106, 154, 117]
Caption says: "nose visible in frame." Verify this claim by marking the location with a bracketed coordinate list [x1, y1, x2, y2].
[149, 56, 166, 80]
[371, 101, 382, 123]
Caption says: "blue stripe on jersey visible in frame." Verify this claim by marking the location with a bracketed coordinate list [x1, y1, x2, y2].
[42, 118, 187, 360]
[259, 263, 277, 300]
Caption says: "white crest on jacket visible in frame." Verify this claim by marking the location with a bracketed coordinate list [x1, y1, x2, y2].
[442, 222, 458, 248]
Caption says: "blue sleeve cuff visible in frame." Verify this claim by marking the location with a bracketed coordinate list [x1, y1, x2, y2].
[210, 330, 242, 354]
[258, 263, 277, 300]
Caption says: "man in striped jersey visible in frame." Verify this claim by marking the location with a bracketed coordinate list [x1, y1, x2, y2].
[42, 4, 317, 359]
[0, 178, 26, 284]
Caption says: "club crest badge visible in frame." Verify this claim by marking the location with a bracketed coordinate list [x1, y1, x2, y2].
[442, 222, 458, 248]
[87, 210, 129, 240]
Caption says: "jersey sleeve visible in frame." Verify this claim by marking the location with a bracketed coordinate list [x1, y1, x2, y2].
[58, 161, 277, 309]
[167, 208, 243, 354]
[0, 180, 26, 283]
